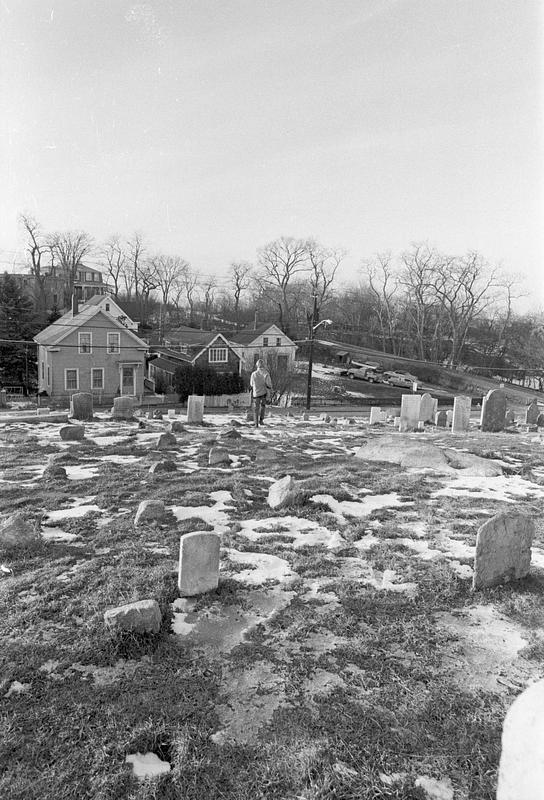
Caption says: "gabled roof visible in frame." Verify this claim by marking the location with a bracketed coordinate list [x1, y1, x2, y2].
[34, 306, 148, 348]
[228, 323, 295, 346]
[164, 326, 221, 347]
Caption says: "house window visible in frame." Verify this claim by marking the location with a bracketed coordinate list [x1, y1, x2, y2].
[86, 272, 93, 282]
[47, 366, 50, 385]
[263, 337, 269, 347]
[209, 347, 228, 363]
[105, 303, 110, 312]
[92, 368, 104, 390]
[78, 332, 92, 353]
[276, 337, 281, 347]
[107, 332, 120, 353]
[65, 369, 79, 391]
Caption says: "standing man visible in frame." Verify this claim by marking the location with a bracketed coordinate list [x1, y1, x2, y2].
[250, 359, 273, 428]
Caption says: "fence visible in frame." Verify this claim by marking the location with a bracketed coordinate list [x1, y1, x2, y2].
[203, 392, 251, 408]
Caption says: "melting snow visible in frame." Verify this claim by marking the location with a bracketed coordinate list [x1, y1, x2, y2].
[45, 504, 101, 523]
[311, 493, 412, 522]
[170, 492, 234, 534]
[125, 752, 171, 779]
[226, 548, 295, 584]
[433, 475, 544, 502]
[239, 515, 345, 550]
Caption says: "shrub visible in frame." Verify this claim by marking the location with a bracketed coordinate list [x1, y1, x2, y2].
[173, 364, 246, 402]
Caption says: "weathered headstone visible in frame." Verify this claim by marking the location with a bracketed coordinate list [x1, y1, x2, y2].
[178, 532, 220, 596]
[525, 399, 540, 425]
[208, 446, 230, 466]
[156, 432, 177, 450]
[369, 406, 383, 425]
[480, 388, 506, 432]
[42, 465, 67, 481]
[0, 389, 6, 407]
[70, 392, 93, 421]
[113, 396, 135, 420]
[302, 412, 310, 421]
[104, 599, 162, 633]
[59, 424, 85, 441]
[134, 500, 166, 526]
[473, 512, 534, 590]
[505, 409, 515, 426]
[187, 395, 204, 423]
[400, 395, 421, 430]
[0, 513, 36, 548]
[496, 677, 544, 800]
[419, 393, 435, 423]
[445, 409, 453, 427]
[169, 420, 185, 433]
[451, 396, 471, 434]
[435, 410, 447, 427]
[148, 460, 177, 474]
[218, 427, 242, 440]
[537, 413, 544, 428]
[268, 475, 297, 509]
[167, 409, 176, 418]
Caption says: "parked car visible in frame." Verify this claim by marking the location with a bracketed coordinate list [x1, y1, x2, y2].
[383, 371, 418, 388]
[346, 365, 383, 383]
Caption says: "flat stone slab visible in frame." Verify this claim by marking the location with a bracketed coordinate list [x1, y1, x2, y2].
[104, 599, 162, 633]
[134, 500, 166, 526]
[0, 513, 37, 548]
[178, 532, 220, 596]
[473, 512, 534, 590]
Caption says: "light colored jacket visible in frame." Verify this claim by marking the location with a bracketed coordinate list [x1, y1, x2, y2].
[250, 368, 272, 397]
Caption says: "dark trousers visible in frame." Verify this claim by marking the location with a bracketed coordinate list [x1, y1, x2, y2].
[254, 395, 266, 425]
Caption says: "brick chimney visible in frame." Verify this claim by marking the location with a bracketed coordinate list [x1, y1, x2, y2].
[72, 294, 79, 317]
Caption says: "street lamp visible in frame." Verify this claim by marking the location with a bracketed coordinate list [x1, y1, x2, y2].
[306, 317, 333, 410]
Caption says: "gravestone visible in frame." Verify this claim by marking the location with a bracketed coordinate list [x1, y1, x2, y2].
[537, 413, 544, 428]
[167, 409, 176, 418]
[59, 424, 85, 441]
[525, 399, 540, 425]
[473, 512, 534, 590]
[156, 432, 177, 450]
[393, 417, 401, 428]
[419, 393, 435, 423]
[70, 392, 93, 421]
[178, 532, 220, 596]
[113, 396, 134, 420]
[134, 500, 166, 526]
[104, 599, 162, 633]
[169, 420, 185, 433]
[435, 410, 447, 427]
[0, 389, 7, 407]
[445, 409, 453, 427]
[496, 678, 544, 800]
[0, 513, 36, 548]
[302, 412, 310, 421]
[268, 475, 297, 509]
[187, 395, 204, 423]
[369, 407, 383, 425]
[505, 409, 515, 426]
[451, 396, 471, 434]
[149, 460, 177, 474]
[208, 446, 230, 466]
[400, 395, 421, 430]
[42, 464, 67, 481]
[147, 411, 154, 419]
[480, 388, 506, 432]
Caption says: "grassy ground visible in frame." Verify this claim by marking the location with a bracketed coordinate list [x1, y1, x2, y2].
[1, 415, 543, 799]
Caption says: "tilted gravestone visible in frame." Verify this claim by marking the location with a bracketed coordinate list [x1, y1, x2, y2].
[59, 424, 85, 441]
[369, 406, 384, 425]
[113, 396, 135, 420]
[209, 446, 230, 466]
[496, 678, 544, 800]
[70, 392, 93, 421]
[480, 389, 507, 432]
[400, 395, 421, 430]
[537, 413, 544, 428]
[435, 410, 447, 427]
[445, 409, 453, 427]
[451, 396, 471, 434]
[187, 395, 204, 423]
[178, 532, 220, 596]
[419, 393, 435, 423]
[156, 432, 177, 450]
[104, 599, 162, 633]
[473, 512, 534, 590]
[525, 399, 540, 425]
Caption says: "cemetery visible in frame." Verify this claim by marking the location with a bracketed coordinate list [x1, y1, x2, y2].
[0, 390, 543, 799]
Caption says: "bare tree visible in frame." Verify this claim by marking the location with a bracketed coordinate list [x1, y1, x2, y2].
[201, 276, 216, 329]
[256, 237, 310, 336]
[306, 240, 343, 336]
[152, 254, 189, 306]
[126, 232, 146, 299]
[19, 214, 51, 312]
[399, 243, 443, 360]
[182, 265, 200, 327]
[364, 252, 400, 354]
[48, 229, 94, 306]
[100, 236, 127, 299]
[229, 261, 253, 330]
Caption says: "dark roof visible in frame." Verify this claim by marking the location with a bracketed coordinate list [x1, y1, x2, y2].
[151, 356, 182, 373]
[164, 326, 221, 347]
[228, 323, 281, 345]
[152, 347, 193, 363]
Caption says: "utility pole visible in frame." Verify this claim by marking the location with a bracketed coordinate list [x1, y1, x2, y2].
[306, 294, 318, 410]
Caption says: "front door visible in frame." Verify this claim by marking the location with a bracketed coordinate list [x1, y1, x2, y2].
[121, 366, 135, 395]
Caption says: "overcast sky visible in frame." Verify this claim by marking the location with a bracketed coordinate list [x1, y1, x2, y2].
[1, 0, 542, 307]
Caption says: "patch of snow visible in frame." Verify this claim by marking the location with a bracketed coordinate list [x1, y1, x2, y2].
[170, 493, 233, 534]
[65, 464, 100, 480]
[88, 435, 129, 447]
[238, 515, 345, 550]
[414, 775, 454, 800]
[311, 493, 412, 522]
[433, 475, 544, 502]
[225, 548, 294, 584]
[4, 681, 31, 697]
[98, 454, 141, 464]
[45, 504, 101, 523]
[41, 527, 79, 542]
[125, 752, 171, 779]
